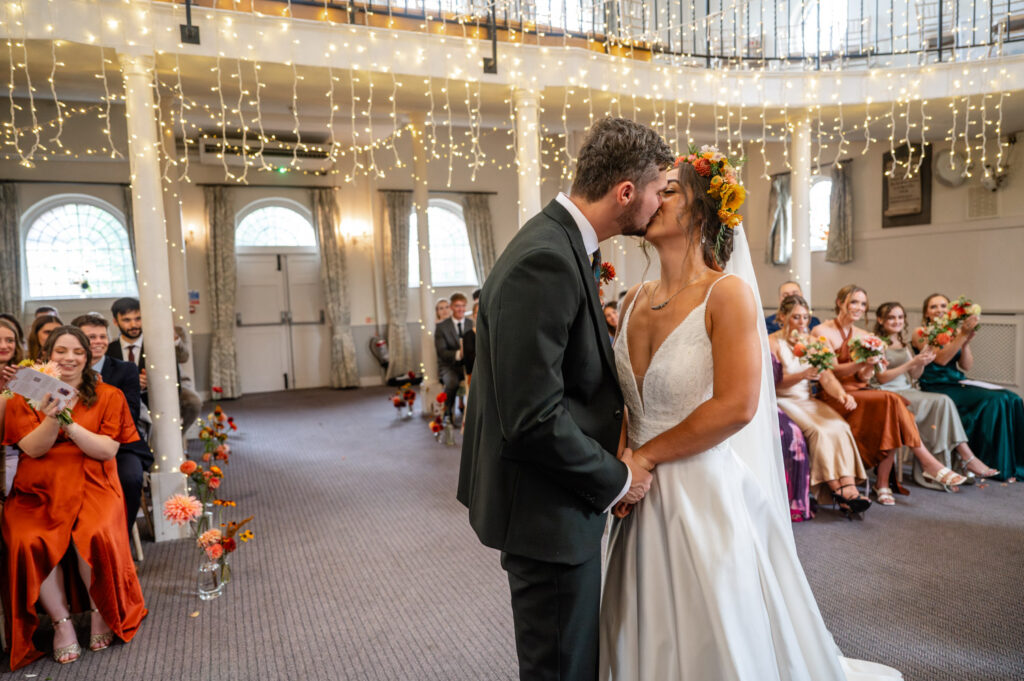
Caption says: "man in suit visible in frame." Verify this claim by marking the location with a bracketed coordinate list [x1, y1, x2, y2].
[458, 117, 672, 681]
[435, 292, 474, 424]
[72, 313, 154, 538]
[765, 281, 821, 334]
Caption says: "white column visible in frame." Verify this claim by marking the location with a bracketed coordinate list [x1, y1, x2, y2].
[119, 52, 188, 541]
[409, 114, 438, 408]
[789, 116, 813, 305]
[514, 88, 542, 227]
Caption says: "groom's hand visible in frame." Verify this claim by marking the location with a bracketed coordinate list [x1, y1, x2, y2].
[621, 448, 652, 504]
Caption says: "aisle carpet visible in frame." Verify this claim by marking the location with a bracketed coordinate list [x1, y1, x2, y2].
[10, 387, 1023, 681]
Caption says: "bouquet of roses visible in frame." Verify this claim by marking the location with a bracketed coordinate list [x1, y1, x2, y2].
[789, 334, 836, 372]
[848, 334, 887, 373]
[1, 359, 75, 424]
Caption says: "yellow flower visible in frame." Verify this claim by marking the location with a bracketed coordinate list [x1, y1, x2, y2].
[239, 529, 255, 543]
[703, 151, 714, 159]
[720, 183, 747, 212]
[717, 208, 733, 224]
[725, 213, 743, 228]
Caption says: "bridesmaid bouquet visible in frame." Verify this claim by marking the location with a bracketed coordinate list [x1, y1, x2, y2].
[1, 359, 75, 424]
[917, 297, 980, 347]
[848, 335, 887, 372]
[790, 334, 836, 372]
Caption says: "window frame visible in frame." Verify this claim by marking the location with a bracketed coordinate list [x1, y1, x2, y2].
[234, 197, 319, 255]
[408, 197, 479, 289]
[20, 193, 137, 302]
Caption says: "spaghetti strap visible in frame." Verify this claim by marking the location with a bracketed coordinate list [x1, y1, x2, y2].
[701, 273, 734, 306]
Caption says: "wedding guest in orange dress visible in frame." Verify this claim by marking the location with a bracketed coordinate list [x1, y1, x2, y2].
[812, 286, 965, 505]
[2, 326, 146, 669]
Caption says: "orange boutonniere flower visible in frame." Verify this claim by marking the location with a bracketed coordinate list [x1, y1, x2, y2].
[599, 262, 616, 285]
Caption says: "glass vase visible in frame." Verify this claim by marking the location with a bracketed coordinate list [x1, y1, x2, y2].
[197, 555, 229, 600]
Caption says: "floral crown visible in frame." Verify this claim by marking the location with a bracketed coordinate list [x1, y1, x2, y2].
[674, 144, 746, 264]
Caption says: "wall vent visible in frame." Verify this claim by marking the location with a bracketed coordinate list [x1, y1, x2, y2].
[967, 185, 999, 219]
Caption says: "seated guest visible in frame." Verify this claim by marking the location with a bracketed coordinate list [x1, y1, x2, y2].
[769, 295, 869, 517]
[463, 301, 478, 386]
[107, 297, 202, 433]
[766, 281, 820, 334]
[771, 354, 814, 521]
[27, 314, 62, 361]
[34, 305, 59, 319]
[72, 314, 155, 535]
[603, 301, 618, 345]
[872, 302, 998, 487]
[1, 318, 24, 494]
[915, 293, 1024, 481]
[0, 313, 24, 346]
[435, 292, 473, 424]
[2, 326, 146, 669]
[434, 298, 451, 325]
[813, 286, 966, 505]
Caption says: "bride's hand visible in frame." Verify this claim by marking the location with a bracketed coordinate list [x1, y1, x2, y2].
[612, 501, 633, 518]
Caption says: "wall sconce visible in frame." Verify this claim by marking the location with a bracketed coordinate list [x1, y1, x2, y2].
[339, 219, 372, 244]
[185, 225, 197, 246]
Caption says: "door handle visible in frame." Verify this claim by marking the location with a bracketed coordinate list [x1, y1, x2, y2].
[236, 312, 242, 326]
[281, 311, 289, 324]
[319, 309, 325, 324]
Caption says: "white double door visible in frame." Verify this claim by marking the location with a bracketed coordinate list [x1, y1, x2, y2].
[235, 253, 329, 394]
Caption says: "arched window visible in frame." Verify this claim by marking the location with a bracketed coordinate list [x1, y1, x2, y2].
[236, 204, 317, 248]
[809, 177, 832, 252]
[408, 199, 480, 288]
[24, 199, 137, 299]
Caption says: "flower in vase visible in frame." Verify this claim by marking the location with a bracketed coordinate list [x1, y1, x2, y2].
[208, 477, 222, 490]
[436, 392, 448, 404]
[222, 537, 237, 553]
[205, 543, 224, 560]
[215, 444, 230, 460]
[198, 528, 222, 547]
[239, 529, 254, 543]
[180, 460, 197, 475]
[163, 494, 203, 525]
[202, 452, 212, 463]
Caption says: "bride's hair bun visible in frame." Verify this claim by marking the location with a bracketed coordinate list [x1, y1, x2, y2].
[673, 145, 746, 268]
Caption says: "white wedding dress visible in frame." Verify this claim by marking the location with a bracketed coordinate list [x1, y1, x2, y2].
[599, 269, 903, 681]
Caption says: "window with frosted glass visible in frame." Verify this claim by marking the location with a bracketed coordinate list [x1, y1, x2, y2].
[408, 200, 480, 288]
[236, 206, 317, 248]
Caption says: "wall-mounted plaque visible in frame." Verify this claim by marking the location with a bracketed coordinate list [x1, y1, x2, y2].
[882, 144, 932, 228]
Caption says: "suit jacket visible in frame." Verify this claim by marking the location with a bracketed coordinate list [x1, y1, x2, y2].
[98, 356, 154, 469]
[107, 339, 182, 403]
[457, 199, 627, 565]
[435, 316, 474, 375]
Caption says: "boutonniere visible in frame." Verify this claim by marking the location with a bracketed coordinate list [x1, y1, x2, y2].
[599, 261, 616, 285]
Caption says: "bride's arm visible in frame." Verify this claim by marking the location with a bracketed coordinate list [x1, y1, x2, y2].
[633, 277, 760, 469]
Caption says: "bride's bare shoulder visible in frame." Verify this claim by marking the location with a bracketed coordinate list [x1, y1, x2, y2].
[707, 274, 755, 311]
[619, 282, 646, 315]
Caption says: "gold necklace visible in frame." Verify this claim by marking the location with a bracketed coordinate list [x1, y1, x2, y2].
[649, 272, 707, 311]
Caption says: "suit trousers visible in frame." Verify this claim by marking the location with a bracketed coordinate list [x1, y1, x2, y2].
[116, 449, 147, 539]
[501, 550, 602, 681]
[439, 366, 463, 419]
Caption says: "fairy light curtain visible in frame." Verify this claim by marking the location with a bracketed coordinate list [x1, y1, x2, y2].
[311, 188, 360, 389]
[381, 190, 413, 380]
[0, 183, 19, 315]
[461, 193, 497, 285]
[766, 173, 792, 266]
[204, 186, 241, 399]
[826, 162, 854, 264]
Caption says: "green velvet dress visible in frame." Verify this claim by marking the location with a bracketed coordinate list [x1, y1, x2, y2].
[918, 351, 1024, 480]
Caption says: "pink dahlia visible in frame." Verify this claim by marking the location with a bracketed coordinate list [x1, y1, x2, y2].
[198, 528, 222, 547]
[205, 543, 224, 560]
[163, 494, 202, 526]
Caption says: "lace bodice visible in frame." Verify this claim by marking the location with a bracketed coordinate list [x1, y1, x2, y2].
[615, 276, 731, 451]
[774, 339, 811, 400]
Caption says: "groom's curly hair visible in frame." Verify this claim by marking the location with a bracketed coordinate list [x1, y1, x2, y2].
[571, 117, 674, 202]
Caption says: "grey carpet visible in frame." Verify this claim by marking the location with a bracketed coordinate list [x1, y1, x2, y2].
[10, 387, 1022, 681]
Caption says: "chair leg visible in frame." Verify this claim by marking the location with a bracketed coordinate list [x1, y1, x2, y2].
[131, 523, 144, 562]
[140, 472, 154, 539]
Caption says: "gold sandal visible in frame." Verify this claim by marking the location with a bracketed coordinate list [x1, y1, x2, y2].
[88, 608, 114, 652]
[51, 615, 82, 664]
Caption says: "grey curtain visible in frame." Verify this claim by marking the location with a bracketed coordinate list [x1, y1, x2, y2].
[0, 183, 21, 316]
[122, 185, 137, 271]
[381, 190, 413, 380]
[461, 193, 496, 284]
[312, 188, 360, 388]
[204, 187, 241, 398]
[826, 161, 854, 264]
[766, 173, 791, 265]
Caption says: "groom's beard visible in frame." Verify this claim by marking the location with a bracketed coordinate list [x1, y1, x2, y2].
[617, 200, 650, 237]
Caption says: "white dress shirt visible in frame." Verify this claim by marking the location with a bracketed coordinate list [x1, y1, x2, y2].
[120, 333, 143, 367]
[555, 192, 632, 512]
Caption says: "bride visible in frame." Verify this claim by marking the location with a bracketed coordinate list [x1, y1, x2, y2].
[599, 149, 902, 681]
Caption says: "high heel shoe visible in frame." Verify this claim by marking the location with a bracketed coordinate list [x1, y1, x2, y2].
[89, 608, 114, 652]
[831, 484, 871, 520]
[956, 455, 999, 480]
[921, 466, 968, 488]
[51, 615, 82, 664]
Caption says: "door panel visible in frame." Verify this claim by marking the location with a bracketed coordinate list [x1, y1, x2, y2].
[236, 326, 290, 393]
[236, 255, 286, 325]
[287, 254, 329, 389]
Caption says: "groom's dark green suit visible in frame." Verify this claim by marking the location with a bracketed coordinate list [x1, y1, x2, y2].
[458, 198, 628, 680]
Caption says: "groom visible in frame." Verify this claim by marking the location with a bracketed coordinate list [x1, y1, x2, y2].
[458, 117, 674, 680]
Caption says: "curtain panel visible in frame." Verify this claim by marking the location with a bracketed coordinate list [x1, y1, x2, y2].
[381, 191, 413, 380]
[461, 193, 496, 284]
[826, 162, 854, 264]
[0, 183, 21, 317]
[312, 188, 360, 388]
[203, 186, 241, 398]
[766, 173, 792, 266]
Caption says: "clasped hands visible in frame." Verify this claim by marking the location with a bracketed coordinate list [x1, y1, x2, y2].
[613, 447, 654, 518]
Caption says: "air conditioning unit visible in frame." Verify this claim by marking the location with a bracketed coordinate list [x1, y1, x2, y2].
[197, 136, 333, 173]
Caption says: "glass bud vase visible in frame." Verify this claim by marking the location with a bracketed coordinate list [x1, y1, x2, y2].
[197, 555, 230, 600]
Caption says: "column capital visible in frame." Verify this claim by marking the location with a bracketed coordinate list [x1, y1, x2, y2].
[117, 52, 155, 78]
[512, 88, 540, 108]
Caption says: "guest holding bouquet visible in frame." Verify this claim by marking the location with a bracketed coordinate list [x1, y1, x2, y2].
[2, 326, 146, 669]
[769, 295, 870, 517]
[914, 293, 1024, 480]
[812, 286, 965, 506]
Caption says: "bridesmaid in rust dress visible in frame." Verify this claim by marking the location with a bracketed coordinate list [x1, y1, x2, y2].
[2, 327, 146, 669]
[812, 285, 966, 506]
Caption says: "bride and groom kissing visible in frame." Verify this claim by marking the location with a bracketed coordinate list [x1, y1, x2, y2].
[457, 117, 902, 681]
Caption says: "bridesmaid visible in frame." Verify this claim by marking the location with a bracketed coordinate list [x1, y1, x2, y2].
[914, 293, 1024, 481]
[772, 354, 814, 521]
[769, 295, 869, 517]
[812, 286, 965, 506]
[26, 314, 62, 362]
[2, 326, 147, 669]
[0, 319, 24, 494]
[873, 302, 998, 487]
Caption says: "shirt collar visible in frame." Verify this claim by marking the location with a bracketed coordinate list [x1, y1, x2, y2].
[92, 355, 106, 373]
[556, 192, 599, 257]
[122, 334, 142, 349]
